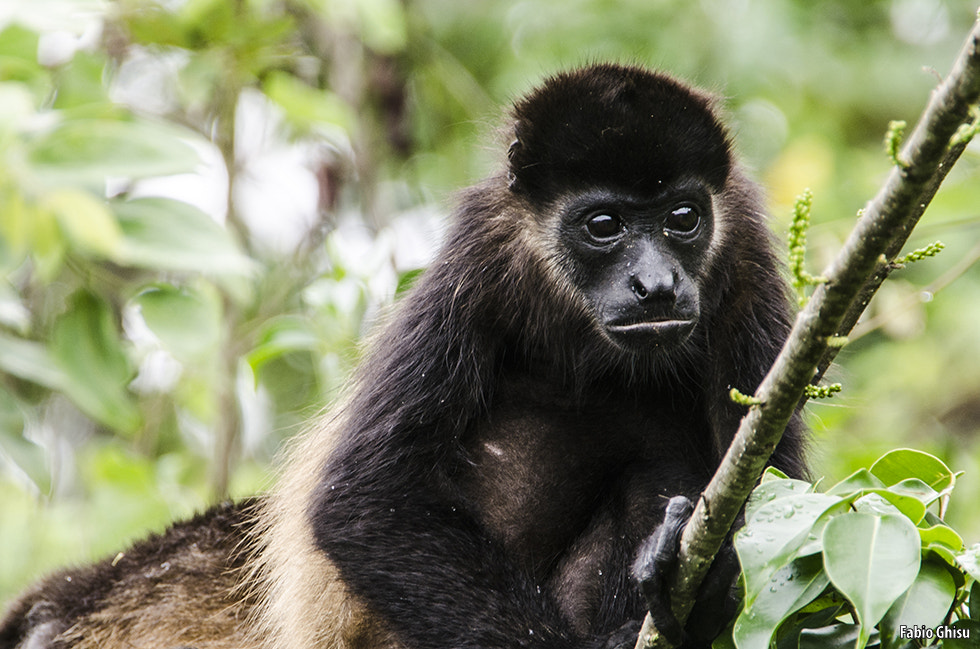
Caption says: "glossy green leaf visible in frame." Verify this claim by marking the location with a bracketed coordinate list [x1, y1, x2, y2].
[26, 118, 199, 188]
[856, 490, 926, 524]
[888, 478, 941, 506]
[50, 291, 140, 434]
[774, 605, 844, 649]
[113, 198, 254, 276]
[972, 581, 980, 621]
[134, 285, 221, 361]
[737, 493, 842, 604]
[822, 513, 920, 649]
[870, 449, 955, 494]
[880, 562, 956, 649]
[733, 553, 829, 649]
[799, 624, 876, 649]
[745, 476, 814, 523]
[761, 466, 791, 482]
[919, 524, 964, 552]
[941, 621, 980, 649]
[827, 468, 886, 496]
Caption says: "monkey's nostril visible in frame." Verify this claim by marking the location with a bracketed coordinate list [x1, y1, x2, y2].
[630, 275, 649, 299]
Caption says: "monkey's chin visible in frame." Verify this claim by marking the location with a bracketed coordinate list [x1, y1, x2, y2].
[604, 319, 697, 352]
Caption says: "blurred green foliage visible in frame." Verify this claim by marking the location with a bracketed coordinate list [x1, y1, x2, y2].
[1, 0, 979, 606]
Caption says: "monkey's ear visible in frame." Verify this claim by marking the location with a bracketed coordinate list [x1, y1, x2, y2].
[506, 138, 521, 191]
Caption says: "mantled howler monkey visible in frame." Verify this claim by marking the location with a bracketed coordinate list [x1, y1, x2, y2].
[0, 63, 806, 649]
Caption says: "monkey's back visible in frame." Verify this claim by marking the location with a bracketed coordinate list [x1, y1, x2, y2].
[0, 500, 259, 649]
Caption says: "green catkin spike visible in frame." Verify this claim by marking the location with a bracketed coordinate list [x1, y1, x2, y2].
[804, 383, 842, 399]
[951, 106, 980, 147]
[730, 387, 763, 406]
[787, 189, 827, 305]
[895, 241, 945, 266]
[885, 120, 908, 168]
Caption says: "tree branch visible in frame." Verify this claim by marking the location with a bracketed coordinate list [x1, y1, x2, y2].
[636, 13, 980, 649]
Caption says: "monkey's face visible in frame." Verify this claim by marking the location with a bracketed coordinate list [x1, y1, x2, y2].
[554, 182, 715, 354]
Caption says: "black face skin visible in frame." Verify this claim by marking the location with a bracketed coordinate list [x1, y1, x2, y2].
[556, 182, 714, 354]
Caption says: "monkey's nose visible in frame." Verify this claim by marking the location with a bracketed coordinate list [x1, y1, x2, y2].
[629, 271, 677, 304]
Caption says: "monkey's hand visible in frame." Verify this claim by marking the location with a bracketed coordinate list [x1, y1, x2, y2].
[632, 496, 739, 649]
[592, 619, 643, 649]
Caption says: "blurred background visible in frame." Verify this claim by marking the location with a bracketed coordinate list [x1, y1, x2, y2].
[1, 0, 979, 603]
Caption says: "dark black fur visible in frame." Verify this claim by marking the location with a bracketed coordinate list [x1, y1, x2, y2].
[310, 64, 806, 649]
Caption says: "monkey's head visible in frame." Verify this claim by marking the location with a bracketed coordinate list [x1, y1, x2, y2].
[507, 64, 736, 354]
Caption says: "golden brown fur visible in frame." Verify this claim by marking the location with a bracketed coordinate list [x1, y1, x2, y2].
[245, 405, 400, 649]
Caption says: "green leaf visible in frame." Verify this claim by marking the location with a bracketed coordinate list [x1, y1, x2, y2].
[134, 285, 221, 361]
[0, 392, 47, 491]
[761, 466, 791, 482]
[395, 267, 425, 296]
[856, 490, 926, 525]
[775, 605, 844, 649]
[0, 332, 67, 389]
[956, 544, 980, 581]
[733, 554, 829, 649]
[870, 449, 955, 494]
[0, 24, 40, 60]
[113, 198, 254, 276]
[919, 524, 964, 553]
[971, 581, 979, 622]
[822, 513, 921, 649]
[43, 189, 123, 259]
[246, 316, 320, 375]
[29, 207, 67, 281]
[799, 625, 877, 649]
[119, 2, 191, 48]
[888, 478, 941, 506]
[941, 621, 980, 649]
[736, 493, 843, 605]
[745, 476, 814, 523]
[263, 71, 354, 133]
[51, 51, 109, 109]
[880, 562, 956, 649]
[50, 291, 140, 434]
[827, 468, 886, 496]
[355, 0, 408, 53]
[26, 117, 199, 188]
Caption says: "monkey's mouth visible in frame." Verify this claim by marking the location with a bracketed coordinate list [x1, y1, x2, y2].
[604, 318, 697, 351]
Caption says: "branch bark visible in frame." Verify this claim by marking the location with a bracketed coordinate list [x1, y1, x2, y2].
[636, 13, 980, 649]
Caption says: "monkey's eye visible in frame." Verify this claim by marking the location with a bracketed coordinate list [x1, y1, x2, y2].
[664, 205, 701, 238]
[585, 214, 624, 240]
